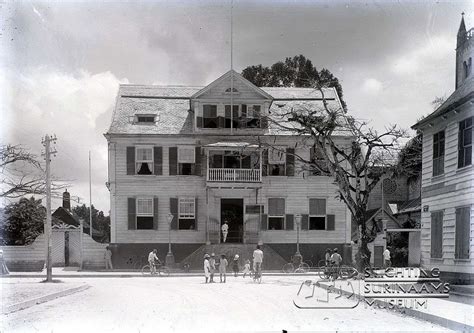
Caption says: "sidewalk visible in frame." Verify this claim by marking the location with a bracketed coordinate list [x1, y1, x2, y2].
[316, 279, 473, 332]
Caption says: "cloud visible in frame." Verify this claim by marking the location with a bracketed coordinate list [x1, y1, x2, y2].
[361, 78, 383, 94]
[2, 67, 128, 211]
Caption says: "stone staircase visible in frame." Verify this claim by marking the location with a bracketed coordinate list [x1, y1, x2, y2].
[180, 243, 287, 271]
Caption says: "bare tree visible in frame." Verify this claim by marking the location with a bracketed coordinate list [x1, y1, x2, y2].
[255, 84, 407, 269]
[1, 144, 68, 199]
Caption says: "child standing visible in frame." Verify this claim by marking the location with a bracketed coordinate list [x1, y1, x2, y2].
[203, 254, 211, 283]
[219, 254, 228, 283]
[232, 254, 239, 277]
[209, 253, 216, 283]
[242, 259, 251, 278]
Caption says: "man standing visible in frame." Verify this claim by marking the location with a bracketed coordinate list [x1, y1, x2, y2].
[209, 253, 216, 283]
[221, 220, 229, 243]
[148, 249, 160, 274]
[383, 247, 391, 268]
[104, 246, 113, 270]
[253, 245, 264, 273]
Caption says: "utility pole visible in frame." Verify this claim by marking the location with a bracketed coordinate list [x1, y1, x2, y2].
[89, 151, 93, 238]
[42, 134, 57, 282]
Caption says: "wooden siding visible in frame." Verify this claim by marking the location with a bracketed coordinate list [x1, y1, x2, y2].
[419, 103, 474, 274]
[107, 135, 352, 244]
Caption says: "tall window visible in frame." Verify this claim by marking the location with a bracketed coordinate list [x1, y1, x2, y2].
[179, 197, 196, 230]
[136, 198, 153, 229]
[268, 148, 286, 176]
[268, 198, 285, 230]
[432, 130, 445, 176]
[455, 206, 471, 259]
[310, 146, 328, 176]
[458, 117, 473, 168]
[225, 105, 239, 128]
[430, 211, 443, 259]
[178, 146, 195, 175]
[309, 198, 327, 230]
[203, 105, 218, 128]
[244, 105, 261, 128]
[136, 146, 153, 175]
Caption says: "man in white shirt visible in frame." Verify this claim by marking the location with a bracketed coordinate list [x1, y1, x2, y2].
[221, 221, 229, 243]
[148, 249, 160, 274]
[253, 245, 264, 273]
[383, 247, 391, 268]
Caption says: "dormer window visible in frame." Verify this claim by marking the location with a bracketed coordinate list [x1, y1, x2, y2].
[135, 114, 156, 124]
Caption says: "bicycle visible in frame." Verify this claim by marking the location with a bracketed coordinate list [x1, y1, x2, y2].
[282, 256, 311, 274]
[253, 262, 262, 283]
[141, 260, 170, 276]
[317, 261, 357, 280]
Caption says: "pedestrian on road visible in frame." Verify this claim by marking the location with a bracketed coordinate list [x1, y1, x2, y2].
[383, 247, 391, 268]
[221, 220, 229, 243]
[0, 249, 9, 275]
[232, 254, 239, 277]
[104, 246, 113, 270]
[204, 254, 211, 283]
[330, 248, 342, 280]
[209, 253, 216, 283]
[242, 259, 251, 278]
[219, 254, 228, 283]
[148, 249, 160, 275]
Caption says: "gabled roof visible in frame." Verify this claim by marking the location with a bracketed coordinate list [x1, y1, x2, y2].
[412, 75, 474, 129]
[190, 70, 273, 100]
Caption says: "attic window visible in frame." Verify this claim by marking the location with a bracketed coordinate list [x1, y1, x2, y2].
[225, 87, 239, 93]
[136, 115, 156, 124]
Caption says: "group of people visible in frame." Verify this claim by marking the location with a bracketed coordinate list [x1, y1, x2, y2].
[203, 245, 263, 283]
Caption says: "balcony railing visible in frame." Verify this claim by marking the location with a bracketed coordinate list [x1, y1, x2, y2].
[207, 168, 261, 182]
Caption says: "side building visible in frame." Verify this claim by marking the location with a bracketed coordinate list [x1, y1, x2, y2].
[412, 15, 474, 283]
[105, 70, 353, 269]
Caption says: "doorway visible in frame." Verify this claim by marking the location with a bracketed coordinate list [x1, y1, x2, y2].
[221, 199, 244, 243]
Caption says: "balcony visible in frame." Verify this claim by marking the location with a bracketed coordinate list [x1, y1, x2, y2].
[208, 168, 261, 182]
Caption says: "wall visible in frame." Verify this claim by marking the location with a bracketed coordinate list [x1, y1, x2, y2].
[1, 234, 46, 271]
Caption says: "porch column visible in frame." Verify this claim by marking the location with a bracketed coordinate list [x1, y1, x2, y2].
[206, 187, 210, 245]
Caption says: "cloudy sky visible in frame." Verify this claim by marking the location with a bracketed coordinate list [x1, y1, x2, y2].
[1, 0, 472, 212]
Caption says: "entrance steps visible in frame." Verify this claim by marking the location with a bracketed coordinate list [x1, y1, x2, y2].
[180, 243, 287, 271]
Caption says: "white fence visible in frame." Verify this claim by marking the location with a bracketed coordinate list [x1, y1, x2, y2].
[207, 168, 261, 182]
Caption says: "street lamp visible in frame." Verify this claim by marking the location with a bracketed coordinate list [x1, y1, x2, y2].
[294, 214, 302, 266]
[166, 213, 175, 267]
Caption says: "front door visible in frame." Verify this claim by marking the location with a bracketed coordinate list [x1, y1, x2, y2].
[221, 199, 244, 243]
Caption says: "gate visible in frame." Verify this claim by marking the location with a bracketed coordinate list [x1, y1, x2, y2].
[52, 223, 82, 267]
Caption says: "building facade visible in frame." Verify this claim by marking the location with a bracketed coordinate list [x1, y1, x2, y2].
[412, 16, 474, 283]
[105, 70, 353, 268]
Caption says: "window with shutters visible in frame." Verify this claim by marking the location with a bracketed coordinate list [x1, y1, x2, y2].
[268, 198, 285, 230]
[430, 211, 443, 259]
[224, 105, 240, 128]
[268, 148, 286, 176]
[311, 146, 328, 176]
[244, 105, 261, 128]
[136, 198, 153, 229]
[455, 206, 470, 259]
[203, 105, 218, 128]
[136, 146, 153, 175]
[178, 197, 196, 230]
[178, 146, 195, 175]
[309, 198, 326, 230]
[432, 130, 445, 176]
[458, 117, 473, 168]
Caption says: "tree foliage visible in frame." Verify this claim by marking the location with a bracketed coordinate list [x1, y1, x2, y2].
[242, 55, 347, 111]
[1, 144, 68, 199]
[255, 83, 406, 269]
[394, 134, 422, 182]
[1, 197, 45, 245]
[72, 204, 110, 243]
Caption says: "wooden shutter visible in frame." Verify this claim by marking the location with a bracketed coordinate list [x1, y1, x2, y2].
[262, 150, 269, 176]
[170, 198, 178, 230]
[128, 198, 136, 230]
[195, 147, 202, 176]
[196, 116, 203, 128]
[154, 147, 162, 175]
[286, 148, 295, 176]
[431, 211, 443, 258]
[285, 214, 294, 230]
[455, 207, 470, 259]
[260, 214, 268, 230]
[260, 115, 268, 129]
[169, 147, 178, 176]
[327, 214, 335, 231]
[269, 198, 285, 216]
[194, 197, 198, 230]
[153, 197, 159, 230]
[126, 147, 135, 175]
[301, 214, 309, 230]
[218, 116, 225, 128]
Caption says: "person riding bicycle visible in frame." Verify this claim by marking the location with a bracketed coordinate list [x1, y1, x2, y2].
[253, 245, 263, 278]
[148, 249, 161, 274]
